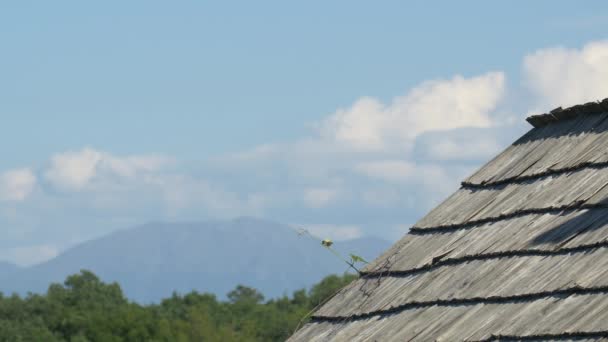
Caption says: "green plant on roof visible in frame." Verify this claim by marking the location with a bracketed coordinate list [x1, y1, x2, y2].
[294, 228, 368, 274]
[349, 253, 368, 264]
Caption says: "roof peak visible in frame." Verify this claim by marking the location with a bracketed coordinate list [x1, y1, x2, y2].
[526, 98, 608, 128]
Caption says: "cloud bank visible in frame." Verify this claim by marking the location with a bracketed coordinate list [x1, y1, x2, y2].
[525, 40, 608, 110]
[0, 168, 36, 202]
[1, 39, 607, 266]
[319, 72, 505, 151]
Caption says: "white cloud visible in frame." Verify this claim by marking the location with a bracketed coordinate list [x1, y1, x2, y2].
[354, 159, 464, 209]
[360, 188, 403, 208]
[0, 168, 36, 201]
[44, 148, 102, 190]
[427, 139, 493, 160]
[103, 155, 168, 178]
[354, 160, 415, 183]
[422, 134, 503, 161]
[303, 188, 339, 208]
[319, 97, 387, 150]
[0, 244, 59, 266]
[157, 174, 259, 218]
[524, 40, 608, 109]
[44, 148, 170, 191]
[353, 160, 459, 194]
[297, 224, 363, 241]
[319, 72, 505, 151]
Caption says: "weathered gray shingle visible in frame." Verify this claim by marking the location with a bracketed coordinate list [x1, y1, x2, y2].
[288, 99, 608, 341]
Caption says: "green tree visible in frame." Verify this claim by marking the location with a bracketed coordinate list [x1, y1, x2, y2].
[0, 270, 357, 342]
[309, 273, 357, 307]
[227, 286, 264, 305]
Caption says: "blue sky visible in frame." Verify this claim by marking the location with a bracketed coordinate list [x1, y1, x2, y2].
[1, 1, 608, 265]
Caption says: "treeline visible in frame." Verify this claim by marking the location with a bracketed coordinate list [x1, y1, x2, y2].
[0, 270, 356, 341]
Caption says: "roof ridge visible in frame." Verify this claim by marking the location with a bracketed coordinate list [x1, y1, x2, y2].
[526, 98, 608, 128]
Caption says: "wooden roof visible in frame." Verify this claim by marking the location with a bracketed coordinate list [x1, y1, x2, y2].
[288, 99, 608, 341]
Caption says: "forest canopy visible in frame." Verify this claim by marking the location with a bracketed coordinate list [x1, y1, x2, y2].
[0, 270, 356, 341]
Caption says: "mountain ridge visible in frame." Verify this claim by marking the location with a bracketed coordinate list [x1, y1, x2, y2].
[0, 217, 390, 303]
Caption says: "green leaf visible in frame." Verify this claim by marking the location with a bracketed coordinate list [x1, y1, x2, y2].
[349, 254, 368, 264]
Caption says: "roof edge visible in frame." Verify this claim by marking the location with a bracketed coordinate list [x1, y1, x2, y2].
[526, 98, 608, 128]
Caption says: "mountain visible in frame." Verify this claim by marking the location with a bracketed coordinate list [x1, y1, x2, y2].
[0, 218, 390, 303]
[0, 261, 18, 275]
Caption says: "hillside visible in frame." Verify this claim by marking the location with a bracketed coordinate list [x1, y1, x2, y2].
[0, 218, 389, 302]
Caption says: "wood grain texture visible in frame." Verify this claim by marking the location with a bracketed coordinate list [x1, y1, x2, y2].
[292, 294, 608, 341]
[363, 208, 608, 274]
[316, 248, 608, 317]
[465, 112, 608, 186]
[415, 167, 608, 229]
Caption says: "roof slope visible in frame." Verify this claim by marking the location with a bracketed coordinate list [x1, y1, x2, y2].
[289, 99, 608, 341]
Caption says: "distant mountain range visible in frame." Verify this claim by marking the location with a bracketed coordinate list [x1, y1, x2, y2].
[0, 218, 390, 303]
[0, 261, 18, 275]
